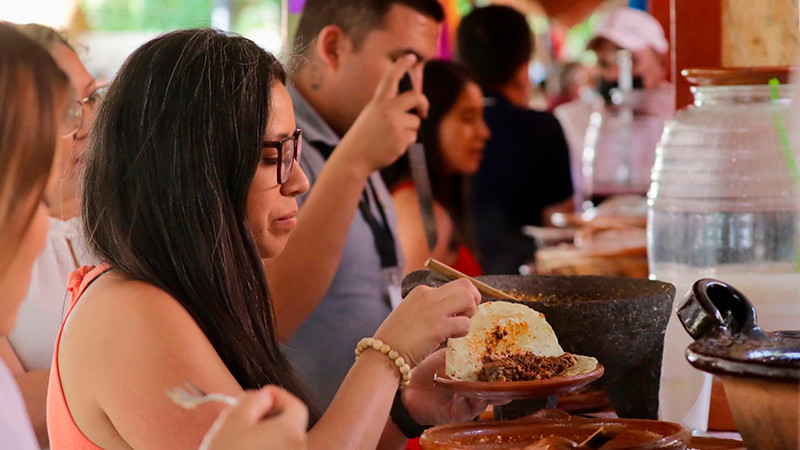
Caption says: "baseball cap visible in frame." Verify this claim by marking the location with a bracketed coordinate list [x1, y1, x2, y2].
[587, 7, 668, 54]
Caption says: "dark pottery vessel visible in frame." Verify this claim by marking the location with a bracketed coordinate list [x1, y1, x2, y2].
[678, 278, 800, 450]
[403, 270, 675, 419]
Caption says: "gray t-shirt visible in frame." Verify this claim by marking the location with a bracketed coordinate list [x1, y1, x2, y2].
[284, 88, 404, 411]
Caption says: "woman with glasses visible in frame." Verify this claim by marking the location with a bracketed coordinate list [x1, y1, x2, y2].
[0, 23, 106, 447]
[0, 24, 315, 450]
[47, 28, 485, 449]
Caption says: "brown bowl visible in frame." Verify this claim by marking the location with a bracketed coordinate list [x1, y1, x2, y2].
[678, 278, 800, 450]
[419, 415, 691, 449]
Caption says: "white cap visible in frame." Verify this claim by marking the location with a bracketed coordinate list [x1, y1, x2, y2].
[588, 7, 669, 54]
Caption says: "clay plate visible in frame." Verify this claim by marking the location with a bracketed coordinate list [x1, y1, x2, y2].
[433, 364, 604, 401]
[420, 416, 690, 449]
[688, 436, 745, 450]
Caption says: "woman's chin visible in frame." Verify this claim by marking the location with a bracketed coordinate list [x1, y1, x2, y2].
[257, 237, 290, 260]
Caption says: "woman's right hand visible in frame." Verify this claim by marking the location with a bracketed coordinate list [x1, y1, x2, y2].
[374, 278, 481, 368]
[201, 386, 308, 450]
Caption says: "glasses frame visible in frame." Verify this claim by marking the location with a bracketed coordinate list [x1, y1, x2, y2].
[62, 85, 110, 138]
[262, 128, 303, 185]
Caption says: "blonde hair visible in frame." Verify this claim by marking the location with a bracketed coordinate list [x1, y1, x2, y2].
[0, 23, 69, 275]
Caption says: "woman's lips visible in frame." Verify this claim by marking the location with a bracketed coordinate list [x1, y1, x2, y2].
[275, 211, 298, 230]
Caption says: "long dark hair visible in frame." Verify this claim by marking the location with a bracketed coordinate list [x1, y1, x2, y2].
[383, 60, 479, 251]
[82, 29, 312, 409]
[0, 23, 68, 275]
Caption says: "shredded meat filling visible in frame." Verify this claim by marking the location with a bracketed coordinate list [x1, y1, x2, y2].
[478, 352, 577, 382]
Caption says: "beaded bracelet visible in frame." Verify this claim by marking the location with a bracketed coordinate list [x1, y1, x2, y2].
[354, 337, 411, 388]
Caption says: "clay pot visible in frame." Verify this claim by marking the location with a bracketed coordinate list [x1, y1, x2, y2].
[678, 278, 800, 450]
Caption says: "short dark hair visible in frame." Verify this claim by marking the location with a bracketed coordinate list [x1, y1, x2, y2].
[456, 5, 533, 91]
[293, 0, 444, 56]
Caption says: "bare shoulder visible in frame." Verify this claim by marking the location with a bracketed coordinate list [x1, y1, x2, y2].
[58, 271, 239, 448]
[62, 272, 207, 349]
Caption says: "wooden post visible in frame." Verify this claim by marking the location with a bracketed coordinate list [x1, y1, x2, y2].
[649, 0, 671, 82]
[671, 0, 723, 110]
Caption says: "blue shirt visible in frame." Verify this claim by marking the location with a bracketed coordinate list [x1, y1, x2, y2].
[284, 88, 404, 411]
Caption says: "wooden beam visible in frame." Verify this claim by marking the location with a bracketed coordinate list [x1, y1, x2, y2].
[671, 0, 722, 110]
[649, 0, 672, 84]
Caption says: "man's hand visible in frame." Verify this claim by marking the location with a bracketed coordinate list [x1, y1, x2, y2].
[336, 54, 429, 176]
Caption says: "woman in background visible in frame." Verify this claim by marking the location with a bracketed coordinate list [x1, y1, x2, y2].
[384, 60, 490, 276]
[0, 23, 104, 446]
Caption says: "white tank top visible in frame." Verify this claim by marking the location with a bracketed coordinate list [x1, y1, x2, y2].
[0, 360, 38, 449]
[8, 217, 92, 370]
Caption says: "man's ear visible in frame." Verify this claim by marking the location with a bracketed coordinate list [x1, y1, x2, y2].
[315, 24, 351, 72]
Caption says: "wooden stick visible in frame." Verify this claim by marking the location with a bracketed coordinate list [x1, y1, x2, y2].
[579, 426, 622, 448]
[424, 258, 518, 300]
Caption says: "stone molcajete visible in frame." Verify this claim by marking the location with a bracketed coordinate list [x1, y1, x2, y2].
[402, 270, 675, 419]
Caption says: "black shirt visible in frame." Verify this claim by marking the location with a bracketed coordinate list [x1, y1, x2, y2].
[471, 92, 574, 274]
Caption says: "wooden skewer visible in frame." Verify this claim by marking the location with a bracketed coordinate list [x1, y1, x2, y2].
[424, 258, 518, 300]
[579, 426, 621, 448]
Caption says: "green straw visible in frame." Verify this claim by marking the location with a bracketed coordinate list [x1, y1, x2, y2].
[770, 78, 799, 183]
[769, 78, 800, 268]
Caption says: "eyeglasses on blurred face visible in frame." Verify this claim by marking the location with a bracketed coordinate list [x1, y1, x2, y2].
[62, 84, 109, 138]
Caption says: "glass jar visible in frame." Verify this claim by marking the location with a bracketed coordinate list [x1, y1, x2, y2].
[582, 87, 672, 203]
[648, 67, 800, 432]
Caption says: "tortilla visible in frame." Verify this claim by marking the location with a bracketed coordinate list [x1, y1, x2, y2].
[446, 301, 597, 381]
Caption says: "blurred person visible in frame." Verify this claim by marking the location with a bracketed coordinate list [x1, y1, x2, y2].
[0, 23, 103, 446]
[547, 62, 590, 112]
[0, 21, 70, 449]
[587, 7, 671, 106]
[456, 5, 574, 275]
[554, 7, 673, 200]
[266, 0, 447, 411]
[383, 60, 489, 276]
[47, 28, 486, 449]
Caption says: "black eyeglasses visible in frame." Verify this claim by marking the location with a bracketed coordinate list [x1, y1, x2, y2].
[263, 128, 303, 184]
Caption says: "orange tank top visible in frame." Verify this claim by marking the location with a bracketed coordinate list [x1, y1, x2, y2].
[47, 264, 110, 449]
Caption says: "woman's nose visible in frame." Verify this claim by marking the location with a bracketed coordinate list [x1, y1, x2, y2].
[281, 160, 309, 197]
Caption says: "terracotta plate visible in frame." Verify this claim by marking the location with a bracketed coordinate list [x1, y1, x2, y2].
[688, 436, 745, 450]
[420, 416, 690, 449]
[433, 364, 604, 401]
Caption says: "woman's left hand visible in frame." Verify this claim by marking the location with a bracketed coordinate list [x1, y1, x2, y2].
[401, 349, 488, 425]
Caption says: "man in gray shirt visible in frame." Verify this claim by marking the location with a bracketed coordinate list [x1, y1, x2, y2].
[264, 0, 444, 410]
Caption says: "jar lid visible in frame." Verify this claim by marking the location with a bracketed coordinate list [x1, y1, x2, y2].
[682, 66, 793, 86]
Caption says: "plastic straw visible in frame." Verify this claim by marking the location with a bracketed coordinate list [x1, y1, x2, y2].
[770, 78, 799, 183]
[769, 78, 800, 268]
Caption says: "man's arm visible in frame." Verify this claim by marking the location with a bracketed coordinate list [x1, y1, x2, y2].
[266, 55, 429, 342]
